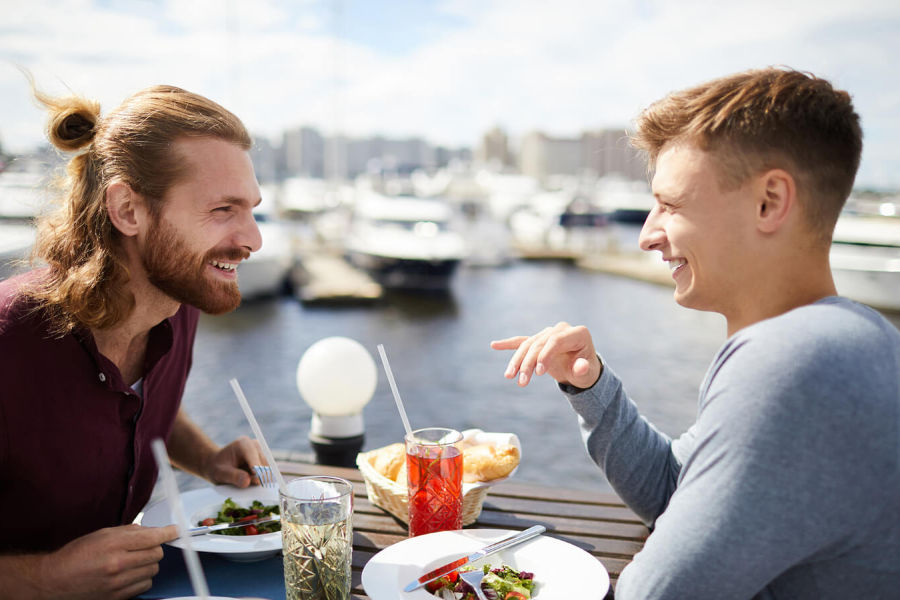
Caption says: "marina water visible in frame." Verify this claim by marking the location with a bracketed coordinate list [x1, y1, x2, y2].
[177, 254, 899, 494]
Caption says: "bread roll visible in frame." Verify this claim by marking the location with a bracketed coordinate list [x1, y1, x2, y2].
[462, 443, 520, 483]
[371, 442, 406, 481]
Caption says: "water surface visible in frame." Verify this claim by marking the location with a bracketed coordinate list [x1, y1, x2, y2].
[181, 259, 737, 494]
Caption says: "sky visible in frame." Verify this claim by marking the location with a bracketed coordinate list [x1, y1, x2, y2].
[1, 0, 899, 189]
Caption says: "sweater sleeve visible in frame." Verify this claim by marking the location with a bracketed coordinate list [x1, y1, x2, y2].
[561, 359, 685, 526]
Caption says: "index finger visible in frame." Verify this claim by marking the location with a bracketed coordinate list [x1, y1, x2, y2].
[124, 524, 178, 549]
[237, 436, 267, 467]
[490, 336, 528, 351]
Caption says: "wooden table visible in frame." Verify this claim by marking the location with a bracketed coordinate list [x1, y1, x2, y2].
[279, 460, 649, 599]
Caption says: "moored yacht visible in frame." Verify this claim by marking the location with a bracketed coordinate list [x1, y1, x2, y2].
[830, 214, 900, 312]
[0, 170, 50, 281]
[344, 194, 467, 291]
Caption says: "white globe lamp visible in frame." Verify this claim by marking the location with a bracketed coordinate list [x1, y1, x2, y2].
[297, 337, 377, 466]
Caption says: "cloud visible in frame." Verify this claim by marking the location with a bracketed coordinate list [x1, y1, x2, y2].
[1, 0, 898, 188]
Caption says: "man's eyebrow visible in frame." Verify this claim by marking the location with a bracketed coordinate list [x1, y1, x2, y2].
[216, 196, 262, 208]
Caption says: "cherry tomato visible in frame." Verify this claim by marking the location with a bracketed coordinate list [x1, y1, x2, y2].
[200, 518, 216, 527]
[505, 592, 528, 600]
[245, 525, 259, 535]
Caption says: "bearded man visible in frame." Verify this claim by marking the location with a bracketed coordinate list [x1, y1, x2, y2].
[0, 85, 269, 598]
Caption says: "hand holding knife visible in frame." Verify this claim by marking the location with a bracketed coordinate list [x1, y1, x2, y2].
[404, 525, 546, 593]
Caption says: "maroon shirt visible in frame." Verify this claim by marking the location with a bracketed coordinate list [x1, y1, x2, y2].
[0, 271, 199, 552]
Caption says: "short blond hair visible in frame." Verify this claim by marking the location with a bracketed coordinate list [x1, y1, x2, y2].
[632, 67, 862, 240]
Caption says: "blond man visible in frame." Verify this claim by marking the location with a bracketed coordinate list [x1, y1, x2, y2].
[494, 68, 899, 599]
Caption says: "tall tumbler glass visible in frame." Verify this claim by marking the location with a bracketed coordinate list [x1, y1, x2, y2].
[405, 427, 463, 537]
[280, 476, 354, 600]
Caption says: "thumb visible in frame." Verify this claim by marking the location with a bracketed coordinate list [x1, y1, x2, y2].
[572, 357, 591, 376]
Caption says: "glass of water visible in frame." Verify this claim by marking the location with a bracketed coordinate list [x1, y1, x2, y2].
[280, 476, 354, 600]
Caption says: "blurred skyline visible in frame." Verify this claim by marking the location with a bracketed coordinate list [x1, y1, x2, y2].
[1, 0, 899, 189]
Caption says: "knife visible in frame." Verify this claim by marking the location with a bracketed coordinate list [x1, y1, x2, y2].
[186, 515, 280, 536]
[403, 525, 546, 593]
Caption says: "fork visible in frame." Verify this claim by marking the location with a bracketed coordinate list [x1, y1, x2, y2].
[253, 464, 277, 488]
[459, 569, 489, 600]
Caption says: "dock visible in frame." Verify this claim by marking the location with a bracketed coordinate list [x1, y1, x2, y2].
[291, 251, 383, 303]
[578, 250, 675, 287]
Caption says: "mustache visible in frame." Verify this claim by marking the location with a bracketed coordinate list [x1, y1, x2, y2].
[206, 247, 251, 262]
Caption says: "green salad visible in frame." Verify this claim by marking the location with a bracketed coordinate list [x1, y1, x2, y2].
[196, 497, 281, 536]
[427, 564, 536, 600]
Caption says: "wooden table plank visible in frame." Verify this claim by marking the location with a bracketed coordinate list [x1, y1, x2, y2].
[481, 494, 645, 523]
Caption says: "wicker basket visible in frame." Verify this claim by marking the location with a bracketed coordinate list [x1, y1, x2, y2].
[357, 428, 520, 527]
[356, 446, 491, 526]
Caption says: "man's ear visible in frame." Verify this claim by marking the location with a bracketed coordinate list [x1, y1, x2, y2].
[755, 169, 795, 234]
[106, 181, 143, 237]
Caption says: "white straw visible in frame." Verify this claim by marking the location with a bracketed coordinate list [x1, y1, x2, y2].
[150, 439, 210, 600]
[376, 344, 413, 439]
[229, 378, 288, 495]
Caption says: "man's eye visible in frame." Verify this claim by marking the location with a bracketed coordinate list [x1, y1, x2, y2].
[213, 206, 232, 213]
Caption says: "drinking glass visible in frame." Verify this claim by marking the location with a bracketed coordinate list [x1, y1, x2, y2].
[405, 427, 463, 537]
[280, 476, 354, 600]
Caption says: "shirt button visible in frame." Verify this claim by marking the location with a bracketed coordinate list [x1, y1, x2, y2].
[98, 373, 107, 382]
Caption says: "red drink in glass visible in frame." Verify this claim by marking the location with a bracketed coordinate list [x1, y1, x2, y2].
[405, 428, 463, 537]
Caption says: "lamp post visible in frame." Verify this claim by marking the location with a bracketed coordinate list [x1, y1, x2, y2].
[296, 337, 376, 467]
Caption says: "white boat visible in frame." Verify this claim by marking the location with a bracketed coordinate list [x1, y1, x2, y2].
[594, 177, 654, 224]
[830, 214, 900, 312]
[344, 194, 467, 291]
[508, 190, 610, 259]
[236, 188, 294, 300]
[0, 170, 50, 281]
[0, 223, 36, 281]
[279, 177, 348, 218]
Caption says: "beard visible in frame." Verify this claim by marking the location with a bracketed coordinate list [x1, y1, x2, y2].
[141, 217, 249, 314]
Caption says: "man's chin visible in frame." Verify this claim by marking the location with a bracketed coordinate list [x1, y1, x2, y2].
[197, 296, 242, 315]
[192, 288, 242, 315]
[164, 279, 242, 315]
[673, 286, 694, 309]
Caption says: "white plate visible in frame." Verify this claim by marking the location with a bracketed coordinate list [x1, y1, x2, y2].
[141, 485, 281, 562]
[361, 528, 609, 599]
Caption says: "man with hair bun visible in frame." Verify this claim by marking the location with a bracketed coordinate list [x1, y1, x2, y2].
[0, 84, 269, 598]
[493, 67, 899, 599]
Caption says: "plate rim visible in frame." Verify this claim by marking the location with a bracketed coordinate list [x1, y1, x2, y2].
[361, 528, 609, 600]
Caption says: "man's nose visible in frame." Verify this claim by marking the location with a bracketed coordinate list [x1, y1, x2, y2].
[638, 206, 665, 252]
[241, 211, 263, 253]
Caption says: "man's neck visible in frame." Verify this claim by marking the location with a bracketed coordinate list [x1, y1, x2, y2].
[91, 271, 181, 385]
[724, 245, 837, 337]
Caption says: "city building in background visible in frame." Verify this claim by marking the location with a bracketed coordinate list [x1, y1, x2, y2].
[274, 127, 470, 182]
[251, 124, 644, 184]
[519, 129, 645, 182]
[476, 127, 514, 170]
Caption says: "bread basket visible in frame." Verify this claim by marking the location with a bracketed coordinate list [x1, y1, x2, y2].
[356, 429, 520, 526]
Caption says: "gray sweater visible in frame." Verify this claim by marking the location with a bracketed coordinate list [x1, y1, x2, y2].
[562, 297, 900, 599]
